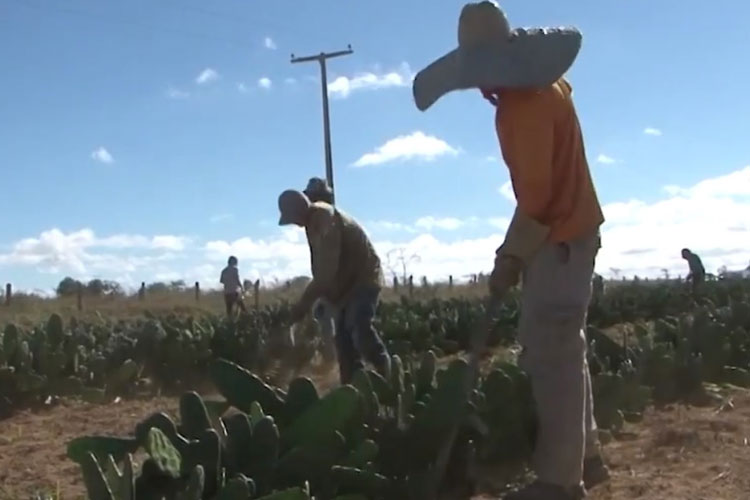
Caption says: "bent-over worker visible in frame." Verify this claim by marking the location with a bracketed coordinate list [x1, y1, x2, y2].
[412, 2, 609, 499]
[681, 248, 705, 292]
[302, 177, 337, 362]
[277, 189, 391, 384]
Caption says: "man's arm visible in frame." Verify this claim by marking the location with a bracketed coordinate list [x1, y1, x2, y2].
[233, 267, 243, 291]
[497, 95, 554, 222]
[491, 95, 554, 268]
[293, 208, 342, 316]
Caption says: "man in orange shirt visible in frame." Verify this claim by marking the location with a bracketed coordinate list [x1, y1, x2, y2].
[414, 2, 608, 499]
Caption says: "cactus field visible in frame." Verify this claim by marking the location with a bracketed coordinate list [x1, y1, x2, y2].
[1, 278, 750, 499]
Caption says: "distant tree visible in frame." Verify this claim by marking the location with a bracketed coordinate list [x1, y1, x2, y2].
[56, 277, 82, 297]
[169, 280, 187, 291]
[86, 279, 123, 296]
[86, 279, 105, 296]
[146, 282, 170, 294]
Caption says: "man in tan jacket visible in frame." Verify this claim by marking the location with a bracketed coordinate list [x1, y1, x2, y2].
[278, 189, 391, 384]
[413, 2, 608, 499]
[302, 177, 337, 363]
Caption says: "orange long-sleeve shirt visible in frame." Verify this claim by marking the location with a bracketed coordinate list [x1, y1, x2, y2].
[493, 78, 604, 242]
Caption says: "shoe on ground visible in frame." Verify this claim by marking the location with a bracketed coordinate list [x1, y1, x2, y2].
[503, 481, 586, 500]
[583, 454, 611, 489]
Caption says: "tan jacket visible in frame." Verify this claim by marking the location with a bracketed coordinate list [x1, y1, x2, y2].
[297, 202, 383, 310]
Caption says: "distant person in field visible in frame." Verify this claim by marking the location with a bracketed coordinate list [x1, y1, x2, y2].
[413, 2, 609, 498]
[302, 177, 337, 363]
[277, 188, 391, 384]
[220, 256, 247, 316]
[681, 248, 706, 292]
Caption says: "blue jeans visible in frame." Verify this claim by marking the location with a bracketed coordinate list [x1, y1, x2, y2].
[334, 285, 391, 384]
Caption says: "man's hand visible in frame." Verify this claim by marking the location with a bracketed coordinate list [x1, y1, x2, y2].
[489, 253, 523, 298]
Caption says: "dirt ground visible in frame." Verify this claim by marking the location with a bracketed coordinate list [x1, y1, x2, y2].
[2, 380, 750, 499]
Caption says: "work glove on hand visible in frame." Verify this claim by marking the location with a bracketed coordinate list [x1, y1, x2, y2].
[489, 251, 523, 298]
[489, 206, 551, 297]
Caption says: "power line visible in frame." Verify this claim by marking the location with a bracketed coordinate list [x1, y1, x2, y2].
[290, 46, 353, 206]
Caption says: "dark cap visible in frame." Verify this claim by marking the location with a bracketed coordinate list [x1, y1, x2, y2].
[278, 189, 311, 225]
[303, 177, 333, 203]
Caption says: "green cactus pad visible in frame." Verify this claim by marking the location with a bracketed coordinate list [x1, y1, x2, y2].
[282, 377, 319, 425]
[66, 436, 139, 465]
[145, 427, 183, 479]
[282, 385, 361, 449]
[80, 452, 115, 500]
[179, 391, 213, 439]
[210, 359, 285, 416]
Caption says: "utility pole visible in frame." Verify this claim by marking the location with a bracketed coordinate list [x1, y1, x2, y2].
[291, 45, 353, 205]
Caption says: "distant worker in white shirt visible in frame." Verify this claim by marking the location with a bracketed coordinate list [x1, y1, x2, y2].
[220, 255, 247, 316]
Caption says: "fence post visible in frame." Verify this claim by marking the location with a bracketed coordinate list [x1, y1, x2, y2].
[393, 276, 398, 291]
[76, 282, 83, 311]
[449, 275, 453, 288]
[4, 283, 10, 306]
[254, 279, 260, 309]
[421, 276, 428, 288]
[194, 281, 200, 302]
[138, 282, 146, 301]
[408, 275, 414, 297]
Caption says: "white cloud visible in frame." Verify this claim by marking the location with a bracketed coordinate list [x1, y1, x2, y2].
[201, 166, 750, 282]
[596, 154, 617, 165]
[369, 220, 415, 233]
[284, 77, 297, 85]
[414, 216, 466, 231]
[488, 217, 511, 231]
[263, 36, 277, 50]
[353, 131, 458, 167]
[644, 127, 663, 136]
[166, 87, 190, 99]
[498, 181, 515, 202]
[0, 229, 189, 279]
[237, 83, 249, 93]
[6, 166, 749, 290]
[90, 147, 114, 164]
[328, 62, 414, 98]
[258, 77, 272, 89]
[196, 68, 220, 85]
[151, 235, 189, 251]
[595, 165, 750, 278]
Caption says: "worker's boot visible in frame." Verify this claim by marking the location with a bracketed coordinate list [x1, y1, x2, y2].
[503, 481, 586, 500]
[583, 454, 610, 489]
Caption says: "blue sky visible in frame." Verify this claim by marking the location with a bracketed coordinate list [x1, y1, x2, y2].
[1, 0, 749, 293]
